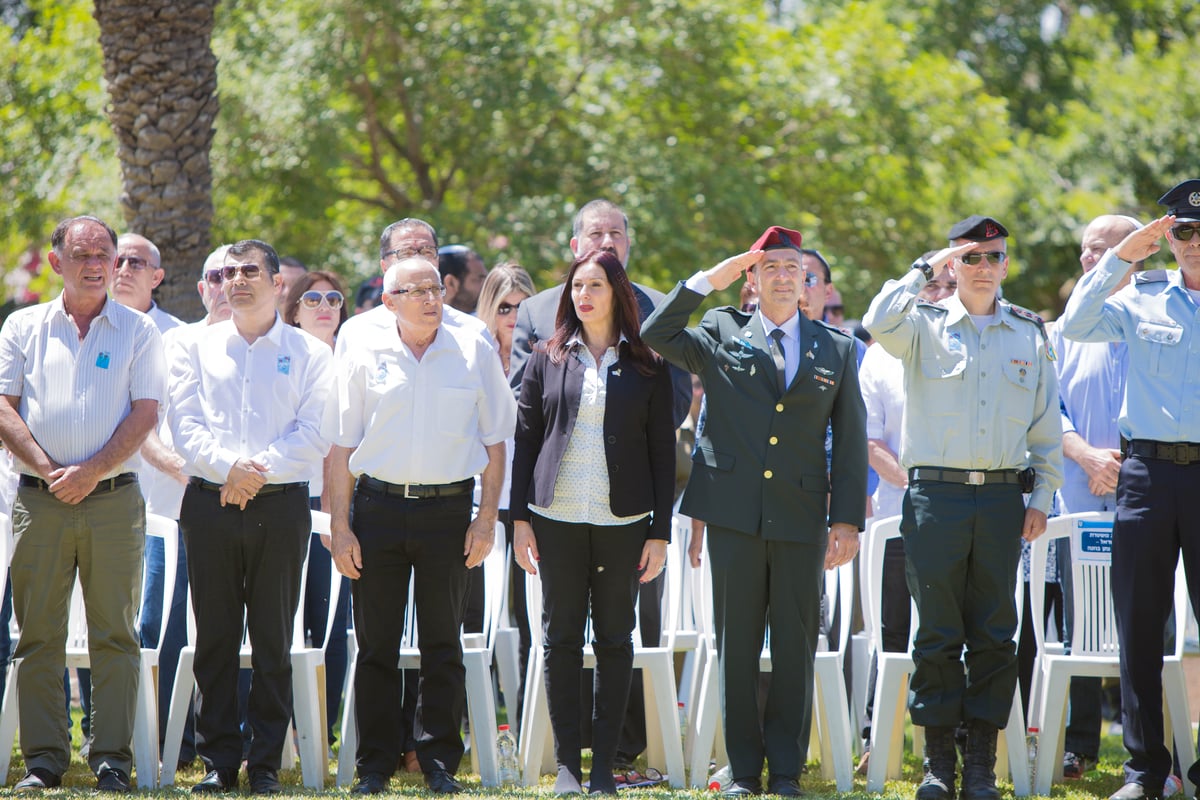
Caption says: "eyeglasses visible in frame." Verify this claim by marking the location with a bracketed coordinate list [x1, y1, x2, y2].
[219, 263, 264, 282]
[497, 302, 521, 316]
[203, 269, 223, 286]
[383, 245, 439, 261]
[389, 284, 446, 301]
[117, 255, 154, 271]
[300, 290, 344, 310]
[959, 251, 1008, 265]
[803, 272, 821, 287]
[1170, 224, 1200, 241]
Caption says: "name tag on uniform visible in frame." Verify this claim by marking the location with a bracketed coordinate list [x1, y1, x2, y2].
[95, 352, 110, 369]
[277, 355, 291, 375]
[1135, 320, 1183, 345]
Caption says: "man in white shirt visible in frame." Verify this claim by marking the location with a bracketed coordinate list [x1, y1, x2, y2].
[170, 239, 332, 795]
[325, 257, 515, 795]
[0, 216, 165, 793]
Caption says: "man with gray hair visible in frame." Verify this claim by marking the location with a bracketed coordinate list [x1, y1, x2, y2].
[325, 256, 514, 795]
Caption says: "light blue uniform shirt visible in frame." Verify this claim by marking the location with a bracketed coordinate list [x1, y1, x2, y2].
[1058, 250, 1200, 443]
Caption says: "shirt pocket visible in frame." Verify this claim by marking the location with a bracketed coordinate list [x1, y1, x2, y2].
[693, 444, 735, 471]
[1000, 360, 1038, 434]
[919, 351, 967, 380]
[1135, 319, 1183, 375]
[437, 387, 479, 440]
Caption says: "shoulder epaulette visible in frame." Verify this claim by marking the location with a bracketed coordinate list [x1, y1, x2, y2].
[814, 319, 854, 341]
[1133, 269, 1169, 285]
[1007, 303, 1056, 361]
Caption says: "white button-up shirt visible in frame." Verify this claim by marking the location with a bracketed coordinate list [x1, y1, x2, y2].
[136, 303, 187, 516]
[0, 293, 166, 477]
[858, 342, 907, 519]
[170, 316, 333, 485]
[324, 318, 515, 485]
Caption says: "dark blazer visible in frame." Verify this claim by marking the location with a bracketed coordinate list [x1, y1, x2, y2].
[509, 282, 693, 427]
[641, 282, 868, 543]
[509, 345, 676, 542]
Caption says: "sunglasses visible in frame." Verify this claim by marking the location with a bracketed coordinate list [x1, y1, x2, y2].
[497, 302, 521, 316]
[219, 264, 264, 282]
[959, 251, 1008, 265]
[300, 290, 344, 310]
[117, 255, 154, 271]
[389, 284, 445, 301]
[802, 272, 822, 287]
[1171, 224, 1200, 241]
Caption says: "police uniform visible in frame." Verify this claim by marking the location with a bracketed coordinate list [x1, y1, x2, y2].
[1058, 180, 1200, 799]
[863, 216, 1063, 800]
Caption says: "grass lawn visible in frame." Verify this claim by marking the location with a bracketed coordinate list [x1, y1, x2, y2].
[3, 714, 1141, 798]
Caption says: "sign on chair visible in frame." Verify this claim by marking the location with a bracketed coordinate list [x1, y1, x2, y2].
[1072, 517, 1113, 566]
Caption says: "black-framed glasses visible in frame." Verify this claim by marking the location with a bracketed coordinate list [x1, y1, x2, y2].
[497, 302, 521, 316]
[220, 263, 263, 282]
[117, 255, 153, 271]
[960, 251, 1008, 265]
[383, 245, 439, 261]
[300, 290, 344, 310]
[1171, 224, 1200, 241]
[389, 284, 446, 301]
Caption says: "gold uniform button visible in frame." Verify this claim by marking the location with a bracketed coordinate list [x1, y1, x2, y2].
[763, 469, 773, 479]
[775, 403, 784, 412]
[769, 436, 779, 445]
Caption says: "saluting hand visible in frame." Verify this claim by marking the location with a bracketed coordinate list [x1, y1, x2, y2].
[330, 520, 363, 579]
[705, 250, 765, 291]
[464, 515, 495, 569]
[1116, 214, 1175, 263]
[1021, 508, 1048, 543]
[513, 520, 539, 575]
[824, 523, 860, 569]
[639, 539, 668, 584]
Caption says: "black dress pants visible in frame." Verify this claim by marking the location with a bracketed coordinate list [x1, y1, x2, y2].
[180, 482, 310, 773]
[351, 487, 471, 778]
[532, 513, 647, 778]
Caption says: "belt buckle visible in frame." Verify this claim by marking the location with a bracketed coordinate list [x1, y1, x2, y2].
[966, 471, 986, 485]
[1174, 444, 1192, 465]
[403, 483, 419, 500]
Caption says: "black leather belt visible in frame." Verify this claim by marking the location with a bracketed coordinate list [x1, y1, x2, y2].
[357, 475, 474, 500]
[1125, 439, 1200, 465]
[188, 477, 308, 496]
[20, 472, 137, 496]
[908, 467, 1021, 486]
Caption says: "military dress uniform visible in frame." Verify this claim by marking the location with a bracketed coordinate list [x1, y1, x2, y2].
[1058, 180, 1200, 797]
[864, 218, 1062, 800]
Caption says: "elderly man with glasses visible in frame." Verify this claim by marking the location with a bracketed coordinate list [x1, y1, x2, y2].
[864, 216, 1063, 800]
[170, 239, 333, 795]
[324, 256, 514, 796]
[1059, 180, 1200, 800]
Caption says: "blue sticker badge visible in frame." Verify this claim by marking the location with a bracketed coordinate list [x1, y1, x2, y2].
[277, 355, 291, 375]
[95, 352, 110, 369]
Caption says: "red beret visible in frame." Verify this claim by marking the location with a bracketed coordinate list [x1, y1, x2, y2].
[751, 225, 803, 253]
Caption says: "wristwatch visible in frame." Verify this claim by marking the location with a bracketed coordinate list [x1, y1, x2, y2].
[911, 258, 934, 281]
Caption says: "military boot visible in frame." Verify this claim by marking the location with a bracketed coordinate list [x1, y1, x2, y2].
[961, 719, 1001, 800]
[915, 726, 958, 800]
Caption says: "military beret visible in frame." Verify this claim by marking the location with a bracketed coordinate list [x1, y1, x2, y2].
[1157, 179, 1200, 223]
[947, 215, 1009, 242]
[751, 225, 803, 252]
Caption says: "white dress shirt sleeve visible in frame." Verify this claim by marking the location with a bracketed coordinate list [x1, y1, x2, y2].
[169, 335, 242, 481]
[254, 342, 334, 478]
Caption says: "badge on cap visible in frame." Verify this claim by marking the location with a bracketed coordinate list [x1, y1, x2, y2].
[1190, 192, 1200, 207]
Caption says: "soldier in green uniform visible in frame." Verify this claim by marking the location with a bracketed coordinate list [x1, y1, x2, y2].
[642, 225, 867, 797]
[863, 216, 1063, 800]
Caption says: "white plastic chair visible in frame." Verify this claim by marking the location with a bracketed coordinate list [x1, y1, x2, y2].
[1029, 512, 1194, 796]
[864, 515, 1031, 796]
[0, 512, 177, 788]
[336, 521, 505, 788]
[161, 510, 329, 786]
[519, 556, 686, 788]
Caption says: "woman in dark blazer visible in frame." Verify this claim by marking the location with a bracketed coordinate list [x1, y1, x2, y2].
[511, 249, 675, 796]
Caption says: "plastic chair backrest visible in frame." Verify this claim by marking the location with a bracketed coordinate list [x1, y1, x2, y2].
[140, 513, 180, 652]
[862, 515, 915, 655]
[1029, 512, 1113, 659]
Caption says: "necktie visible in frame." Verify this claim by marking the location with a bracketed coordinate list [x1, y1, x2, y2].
[769, 329, 787, 394]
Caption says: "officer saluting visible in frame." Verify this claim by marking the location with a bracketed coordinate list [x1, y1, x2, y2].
[863, 216, 1063, 800]
[1058, 180, 1200, 800]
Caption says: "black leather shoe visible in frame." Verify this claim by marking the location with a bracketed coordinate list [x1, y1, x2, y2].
[1109, 783, 1161, 800]
[723, 778, 764, 796]
[14, 768, 62, 793]
[352, 774, 388, 795]
[248, 768, 283, 795]
[192, 768, 239, 794]
[767, 776, 803, 796]
[425, 769, 464, 794]
[97, 768, 131, 793]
